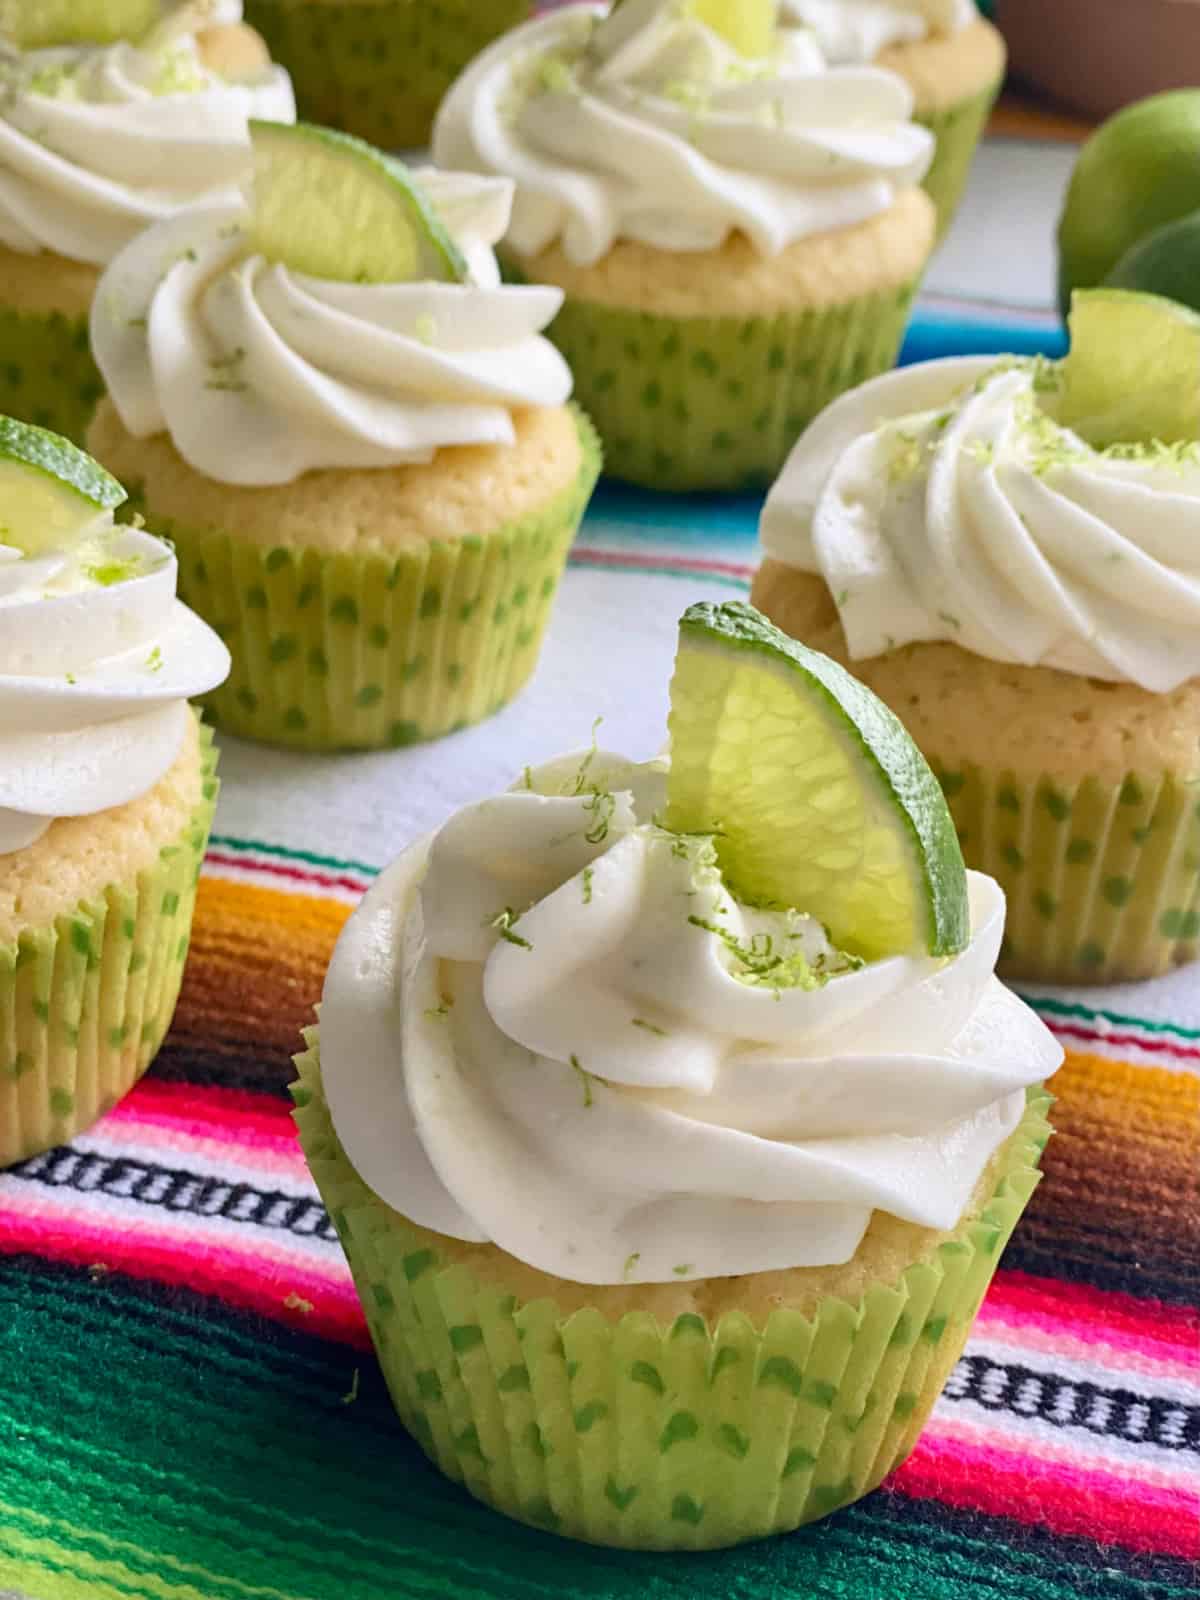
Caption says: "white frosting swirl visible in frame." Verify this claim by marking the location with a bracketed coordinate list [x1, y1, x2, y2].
[91, 172, 574, 485]
[432, 0, 933, 268]
[0, 31, 294, 267]
[0, 518, 230, 855]
[321, 750, 1059, 1285]
[781, 0, 974, 64]
[761, 356, 1200, 693]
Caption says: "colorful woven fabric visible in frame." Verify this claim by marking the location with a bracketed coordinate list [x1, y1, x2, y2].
[1, 481, 1197, 1600]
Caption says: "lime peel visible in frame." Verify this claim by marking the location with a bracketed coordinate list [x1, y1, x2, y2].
[665, 601, 969, 961]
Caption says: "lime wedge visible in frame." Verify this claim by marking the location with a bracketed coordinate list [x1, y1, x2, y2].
[0, 416, 126, 555]
[248, 121, 468, 286]
[664, 601, 968, 961]
[1057, 288, 1200, 449]
[0, 0, 159, 47]
[693, 0, 779, 56]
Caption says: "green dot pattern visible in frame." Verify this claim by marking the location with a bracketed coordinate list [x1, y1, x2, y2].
[148, 410, 600, 752]
[289, 1040, 1052, 1552]
[242, 0, 531, 151]
[0, 721, 218, 1166]
[930, 762, 1200, 982]
[0, 305, 103, 446]
[501, 270, 922, 493]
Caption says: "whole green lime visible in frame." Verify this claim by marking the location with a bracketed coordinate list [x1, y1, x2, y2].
[1106, 208, 1200, 315]
[1057, 90, 1200, 316]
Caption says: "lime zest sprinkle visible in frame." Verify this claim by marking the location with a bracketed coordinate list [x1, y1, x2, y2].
[581, 865, 594, 904]
[127, 315, 147, 330]
[672, 1264, 693, 1277]
[936, 610, 961, 630]
[631, 1017, 668, 1037]
[423, 997, 452, 1019]
[688, 914, 834, 992]
[341, 1367, 360, 1405]
[623, 1252, 640, 1280]
[568, 1053, 595, 1108]
[521, 765, 533, 791]
[65, 672, 76, 685]
[205, 346, 248, 394]
[570, 716, 604, 794]
[489, 907, 531, 950]
[583, 788, 615, 844]
[145, 646, 163, 673]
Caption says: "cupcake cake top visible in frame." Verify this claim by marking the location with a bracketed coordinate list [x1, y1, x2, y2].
[0, 4, 294, 268]
[432, 0, 934, 268]
[760, 349, 1200, 693]
[0, 417, 229, 854]
[90, 123, 575, 485]
[780, 0, 975, 64]
[319, 602, 1060, 1285]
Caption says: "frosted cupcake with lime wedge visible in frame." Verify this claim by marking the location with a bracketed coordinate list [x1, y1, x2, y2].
[0, 1, 294, 443]
[780, 1, 1005, 236]
[293, 599, 1058, 1550]
[755, 289, 1200, 983]
[0, 416, 228, 1165]
[241, 0, 530, 151]
[433, 0, 937, 492]
[86, 122, 599, 751]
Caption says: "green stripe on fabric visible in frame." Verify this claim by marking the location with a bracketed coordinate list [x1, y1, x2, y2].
[0, 1266, 1187, 1600]
[567, 557, 752, 591]
[207, 835, 380, 879]
[1020, 993, 1200, 1042]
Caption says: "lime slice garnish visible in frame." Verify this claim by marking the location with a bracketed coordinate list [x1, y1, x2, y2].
[664, 601, 968, 961]
[0, 0, 159, 47]
[0, 416, 126, 555]
[1057, 287, 1200, 449]
[693, 0, 778, 56]
[248, 120, 468, 286]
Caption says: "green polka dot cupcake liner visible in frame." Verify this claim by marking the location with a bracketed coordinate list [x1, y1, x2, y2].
[512, 278, 922, 493]
[137, 411, 599, 753]
[0, 306, 104, 447]
[915, 78, 1004, 241]
[932, 762, 1200, 984]
[0, 719, 217, 1168]
[292, 1036, 1050, 1551]
[243, 0, 531, 149]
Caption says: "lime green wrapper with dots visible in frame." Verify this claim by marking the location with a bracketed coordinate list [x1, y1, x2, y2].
[243, 0, 530, 149]
[0, 722, 217, 1168]
[0, 307, 104, 447]
[931, 762, 1200, 984]
[136, 412, 599, 752]
[915, 78, 1003, 240]
[293, 1037, 1050, 1551]
[512, 278, 922, 493]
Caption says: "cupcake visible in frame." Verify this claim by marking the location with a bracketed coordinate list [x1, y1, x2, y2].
[86, 122, 599, 751]
[780, 1, 1006, 235]
[0, 415, 229, 1166]
[754, 315, 1200, 984]
[242, 0, 531, 151]
[293, 598, 1059, 1549]
[433, 0, 937, 493]
[0, 1, 294, 443]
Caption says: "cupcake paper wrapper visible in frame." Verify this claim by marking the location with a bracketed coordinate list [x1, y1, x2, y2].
[519, 279, 921, 493]
[243, 0, 531, 149]
[915, 77, 1005, 240]
[0, 306, 104, 447]
[132, 411, 599, 753]
[0, 722, 218, 1168]
[292, 1038, 1051, 1551]
[933, 761, 1200, 984]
